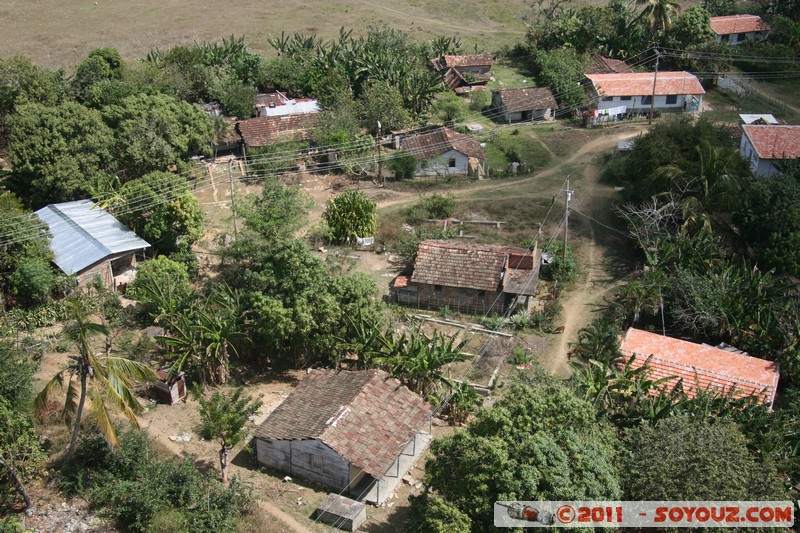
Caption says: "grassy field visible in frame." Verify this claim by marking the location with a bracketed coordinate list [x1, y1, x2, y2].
[0, 0, 534, 69]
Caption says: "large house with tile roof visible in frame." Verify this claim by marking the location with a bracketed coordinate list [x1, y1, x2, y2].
[253, 369, 432, 505]
[491, 86, 557, 123]
[585, 71, 705, 113]
[619, 328, 780, 408]
[740, 124, 800, 177]
[710, 14, 770, 45]
[391, 240, 540, 314]
[399, 126, 486, 177]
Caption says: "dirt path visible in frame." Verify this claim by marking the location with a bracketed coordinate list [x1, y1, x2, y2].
[257, 501, 312, 533]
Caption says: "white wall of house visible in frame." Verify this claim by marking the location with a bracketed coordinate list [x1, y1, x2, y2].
[716, 31, 768, 45]
[255, 438, 351, 490]
[596, 94, 699, 112]
[416, 149, 470, 176]
[740, 134, 780, 177]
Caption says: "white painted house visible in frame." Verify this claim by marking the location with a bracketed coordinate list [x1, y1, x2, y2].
[253, 369, 432, 505]
[399, 126, 486, 177]
[740, 125, 800, 177]
[710, 15, 770, 46]
[585, 71, 705, 114]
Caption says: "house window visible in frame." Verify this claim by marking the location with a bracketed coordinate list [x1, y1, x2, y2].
[448, 158, 457, 168]
[477, 289, 486, 298]
[641, 96, 652, 105]
[737, 32, 747, 42]
[434, 285, 443, 297]
[619, 96, 632, 101]
[721, 34, 729, 42]
[602, 96, 614, 102]
[666, 95, 678, 105]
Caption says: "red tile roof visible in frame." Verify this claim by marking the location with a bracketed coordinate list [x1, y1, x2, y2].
[586, 55, 634, 74]
[742, 125, 800, 160]
[710, 14, 770, 35]
[253, 369, 432, 478]
[400, 127, 485, 160]
[586, 72, 705, 97]
[619, 328, 779, 407]
[433, 53, 493, 70]
[492, 86, 558, 112]
[411, 240, 537, 293]
[236, 114, 318, 147]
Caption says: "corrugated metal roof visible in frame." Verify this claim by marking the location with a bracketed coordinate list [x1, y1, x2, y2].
[35, 200, 150, 275]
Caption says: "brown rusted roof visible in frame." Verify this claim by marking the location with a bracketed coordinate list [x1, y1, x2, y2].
[742, 125, 800, 160]
[620, 328, 780, 408]
[586, 55, 634, 74]
[400, 127, 485, 160]
[710, 14, 770, 35]
[433, 53, 493, 71]
[236, 114, 318, 147]
[411, 240, 536, 292]
[253, 369, 431, 478]
[492, 86, 558, 112]
[586, 72, 705, 97]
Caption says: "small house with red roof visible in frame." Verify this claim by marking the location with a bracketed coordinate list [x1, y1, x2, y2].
[391, 240, 540, 314]
[619, 328, 780, 408]
[399, 126, 486, 177]
[710, 15, 770, 45]
[740, 124, 800, 177]
[585, 71, 705, 114]
[253, 369, 432, 505]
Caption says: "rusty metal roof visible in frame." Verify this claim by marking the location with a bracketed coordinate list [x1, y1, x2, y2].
[253, 369, 431, 478]
[433, 53, 493, 71]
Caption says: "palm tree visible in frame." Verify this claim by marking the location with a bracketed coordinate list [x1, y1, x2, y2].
[35, 299, 155, 463]
[658, 141, 744, 235]
[637, 0, 680, 34]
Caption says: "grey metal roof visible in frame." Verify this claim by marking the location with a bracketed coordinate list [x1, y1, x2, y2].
[35, 200, 150, 275]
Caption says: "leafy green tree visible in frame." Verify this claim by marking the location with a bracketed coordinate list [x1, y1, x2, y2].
[262, 56, 312, 96]
[71, 48, 124, 104]
[191, 386, 262, 483]
[9, 258, 54, 306]
[116, 171, 204, 255]
[236, 178, 312, 242]
[323, 190, 377, 243]
[532, 49, 587, 108]
[358, 80, 410, 134]
[407, 493, 472, 533]
[0, 398, 45, 509]
[35, 299, 155, 462]
[7, 102, 114, 207]
[208, 75, 256, 119]
[425, 379, 620, 531]
[431, 92, 467, 124]
[0, 56, 65, 115]
[102, 93, 213, 178]
[0, 341, 37, 411]
[735, 172, 800, 277]
[388, 151, 418, 179]
[127, 256, 194, 325]
[622, 416, 786, 499]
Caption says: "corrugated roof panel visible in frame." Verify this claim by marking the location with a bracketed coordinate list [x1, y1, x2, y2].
[34, 200, 150, 275]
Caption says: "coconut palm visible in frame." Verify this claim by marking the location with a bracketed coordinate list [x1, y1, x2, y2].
[35, 299, 155, 463]
[658, 141, 744, 235]
[637, 0, 680, 34]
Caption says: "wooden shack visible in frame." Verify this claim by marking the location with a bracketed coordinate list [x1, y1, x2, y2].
[153, 369, 187, 404]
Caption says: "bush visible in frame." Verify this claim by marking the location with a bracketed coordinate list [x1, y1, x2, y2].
[544, 242, 576, 283]
[509, 346, 532, 364]
[62, 431, 252, 533]
[10, 258, 55, 306]
[468, 90, 491, 112]
[387, 151, 417, 180]
[480, 314, 508, 331]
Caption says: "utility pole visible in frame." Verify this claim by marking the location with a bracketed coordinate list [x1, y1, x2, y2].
[648, 48, 661, 125]
[562, 177, 574, 262]
[376, 120, 383, 188]
[228, 159, 238, 239]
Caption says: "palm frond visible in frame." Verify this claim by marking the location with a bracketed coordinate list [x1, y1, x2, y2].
[89, 388, 120, 448]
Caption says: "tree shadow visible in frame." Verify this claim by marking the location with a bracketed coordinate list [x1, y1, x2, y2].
[229, 366, 302, 387]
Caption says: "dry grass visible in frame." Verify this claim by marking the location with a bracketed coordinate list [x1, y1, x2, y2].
[0, 0, 535, 69]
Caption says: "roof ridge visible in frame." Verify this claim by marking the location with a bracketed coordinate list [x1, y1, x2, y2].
[48, 202, 113, 257]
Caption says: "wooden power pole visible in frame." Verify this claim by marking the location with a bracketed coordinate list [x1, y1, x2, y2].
[562, 177, 573, 261]
[648, 48, 661, 125]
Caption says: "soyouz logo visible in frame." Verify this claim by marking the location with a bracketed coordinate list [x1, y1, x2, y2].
[494, 501, 796, 528]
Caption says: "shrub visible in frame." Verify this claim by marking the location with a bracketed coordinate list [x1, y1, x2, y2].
[530, 297, 562, 332]
[480, 314, 508, 331]
[509, 346, 532, 364]
[10, 258, 54, 306]
[388, 151, 418, 179]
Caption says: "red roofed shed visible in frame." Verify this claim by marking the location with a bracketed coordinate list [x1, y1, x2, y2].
[619, 328, 779, 408]
[710, 15, 770, 45]
[740, 124, 800, 176]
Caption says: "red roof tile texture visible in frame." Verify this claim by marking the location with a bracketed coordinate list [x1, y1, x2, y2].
[586, 55, 634, 74]
[411, 240, 533, 292]
[237, 114, 318, 147]
[492, 86, 558, 113]
[253, 369, 432, 478]
[586, 72, 705, 97]
[742, 125, 800, 160]
[710, 14, 770, 35]
[433, 53, 494, 70]
[400, 127, 485, 160]
[620, 328, 779, 407]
